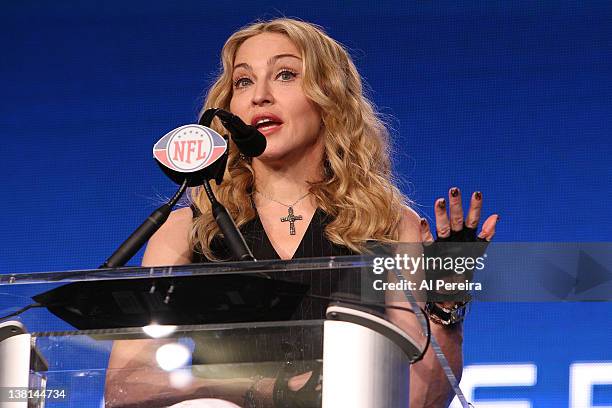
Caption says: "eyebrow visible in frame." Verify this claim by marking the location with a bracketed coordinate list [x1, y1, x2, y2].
[233, 53, 302, 71]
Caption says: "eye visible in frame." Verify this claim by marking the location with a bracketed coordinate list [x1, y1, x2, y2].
[276, 69, 298, 81]
[233, 77, 252, 88]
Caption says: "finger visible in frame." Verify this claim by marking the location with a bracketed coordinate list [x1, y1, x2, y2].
[478, 214, 500, 241]
[449, 187, 464, 232]
[420, 218, 435, 244]
[465, 191, 483, 229]
[288, 371, 312, 391]
[434, 198, 451, 239]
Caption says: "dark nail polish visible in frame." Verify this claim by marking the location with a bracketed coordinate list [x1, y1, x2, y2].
[438, 199, 446, 210]
[496, 215, 500, 223]
[475, 191, 482, 200]
[450, 188, 459, 197]
[420, 218, 427, 227]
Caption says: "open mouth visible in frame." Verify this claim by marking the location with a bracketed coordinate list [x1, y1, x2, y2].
[257, 121, 282, 132]
[252, 115, 283, 134]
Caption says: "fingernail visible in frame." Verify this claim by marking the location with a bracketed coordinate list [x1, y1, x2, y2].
[450, 187, 459, 197]
[438, 199, 446, 210]
[496, 215, 500, 223]
[474, 191, 482, 200]
[420, 218, 427, 227]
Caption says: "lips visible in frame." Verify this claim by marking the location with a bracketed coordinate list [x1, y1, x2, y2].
[251, 113, 284, 136]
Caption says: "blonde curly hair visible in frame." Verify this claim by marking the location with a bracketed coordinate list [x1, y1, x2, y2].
[190, 18, 410, 260]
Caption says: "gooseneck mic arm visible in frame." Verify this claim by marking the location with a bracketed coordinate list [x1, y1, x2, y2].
[100, 178, 189, 269]
[199, 108, 255, 261]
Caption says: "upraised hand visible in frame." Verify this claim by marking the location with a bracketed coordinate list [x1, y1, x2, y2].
[417, 187, 500, 305]
[419, 187, 499, 244]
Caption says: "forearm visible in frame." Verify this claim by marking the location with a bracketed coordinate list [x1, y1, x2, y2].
[105, 338, 275, 408]
[105, 369, 212, 408]
[105, 367, 273, 408]
[409, 321, 463, 408]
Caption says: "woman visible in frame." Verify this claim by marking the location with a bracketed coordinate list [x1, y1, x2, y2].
[106, 18, 498, 408]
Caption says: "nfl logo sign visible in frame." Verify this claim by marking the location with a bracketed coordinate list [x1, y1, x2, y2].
[153, 125, 227, 173]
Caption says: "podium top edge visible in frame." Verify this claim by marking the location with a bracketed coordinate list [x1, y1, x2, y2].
[0, 255, 378, 285]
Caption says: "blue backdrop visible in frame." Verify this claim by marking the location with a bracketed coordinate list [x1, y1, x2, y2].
[2, 1, 611, 407]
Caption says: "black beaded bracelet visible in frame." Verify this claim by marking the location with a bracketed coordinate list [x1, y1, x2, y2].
[244, 376, 265, 408]
[425, 301, 470, 326]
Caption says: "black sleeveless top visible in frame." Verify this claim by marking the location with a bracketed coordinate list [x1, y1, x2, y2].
[192, 207, 356, 262]
[189, 206, 386, 369]
[191, 206, 365, 321]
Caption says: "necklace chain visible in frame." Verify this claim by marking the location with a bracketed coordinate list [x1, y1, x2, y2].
[255, 190, 311, 208]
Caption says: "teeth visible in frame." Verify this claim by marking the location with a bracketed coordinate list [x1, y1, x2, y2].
[256, 118, 273, 126]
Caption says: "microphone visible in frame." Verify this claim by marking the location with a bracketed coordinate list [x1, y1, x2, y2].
[212, 110, 267, 157]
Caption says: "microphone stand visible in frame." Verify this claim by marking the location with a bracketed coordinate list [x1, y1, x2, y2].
[100, 178, 188, 268]
[100, 108, 255, 268]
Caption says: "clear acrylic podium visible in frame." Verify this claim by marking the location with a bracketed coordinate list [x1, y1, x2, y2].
[0, 256, 425, 408]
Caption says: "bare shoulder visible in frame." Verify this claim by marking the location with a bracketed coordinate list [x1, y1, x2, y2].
[141, 206, 194, 266]
[167, 206, 194, 222]
[398, 206, 422, 243]
[158, 206, 194, 233]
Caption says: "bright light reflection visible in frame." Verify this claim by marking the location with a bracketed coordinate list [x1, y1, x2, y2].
[142, 323, 177, 338]
[155, 343, 190, 371]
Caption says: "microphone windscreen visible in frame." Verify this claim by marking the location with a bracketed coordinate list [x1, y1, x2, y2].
[215, 110, 267, 157]
[232, 128, 266, 157]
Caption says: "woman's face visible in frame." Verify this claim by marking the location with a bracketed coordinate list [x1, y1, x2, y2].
[229, 33, 324, 164]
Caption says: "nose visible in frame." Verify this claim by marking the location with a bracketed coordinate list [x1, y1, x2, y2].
[251, 79, 274, 106]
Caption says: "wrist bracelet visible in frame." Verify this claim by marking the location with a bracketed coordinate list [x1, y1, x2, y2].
[425, 301, 469, 326]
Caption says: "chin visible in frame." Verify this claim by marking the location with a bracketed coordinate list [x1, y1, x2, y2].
[255, 140, 288, 160]
[255, 151, 289, 165]
[254, 139, 323, 166]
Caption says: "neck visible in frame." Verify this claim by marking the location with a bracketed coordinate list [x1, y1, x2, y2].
[252, 150, 324, 205]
